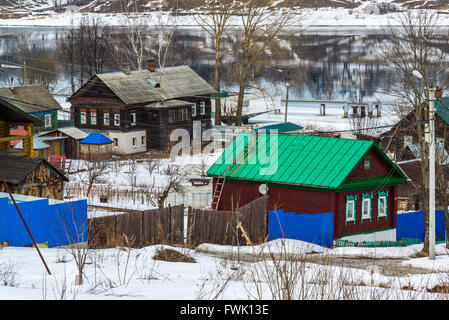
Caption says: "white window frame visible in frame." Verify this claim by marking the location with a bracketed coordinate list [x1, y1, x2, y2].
[80, 111, 87, 125]
[130, 112, 136, 126]
[141, 136, 145, 145]
[361, 197, 371, 221]
[104, 113, 110, 125]
[346, 199, 356, 224]
[377, 191, 388, 220]
[114, 113, 120, 126]
[200, 101, 206, 115]
[90, 111, 97, 125]
[191, 104, 197, 117]
[132, 137, 137, 148]
[44, 113, 52, 128]
[113, 138, 118, 147]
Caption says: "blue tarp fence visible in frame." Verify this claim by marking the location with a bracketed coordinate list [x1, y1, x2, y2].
[396, 210, 446, 242]
[268, 209, 334, 247]
[0, 197, 88, 247]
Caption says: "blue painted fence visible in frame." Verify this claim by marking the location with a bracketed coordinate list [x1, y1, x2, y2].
[396, 210, 446, 242]
[268, 209, 334, 247]
[0, 197, 88, 247]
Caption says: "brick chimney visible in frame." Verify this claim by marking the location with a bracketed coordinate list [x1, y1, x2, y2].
[121, 62, 131, 75]
[147, 59, 156, 72]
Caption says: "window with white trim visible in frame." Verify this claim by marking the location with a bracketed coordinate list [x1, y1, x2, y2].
[113, 138, 118, 147]
[80, 111, 87, 124]
[377, 191, 388, 220]
[191, 104, 196, 117]
[90, 111, 97, 125]
[141, 136, 145, 145]
[361, 193, 372, 221]
[44, 114, 52, 128]
[200, 101, 206, 115]
[104, 113, 110, 125]
[345, 195, 356, 225]
[132, 137, 137, 148]
[114, 113, 120, 126]
[130, 112, 136, 126]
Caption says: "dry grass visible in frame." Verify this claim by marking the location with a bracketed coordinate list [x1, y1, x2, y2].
[153, 248, 196, 263]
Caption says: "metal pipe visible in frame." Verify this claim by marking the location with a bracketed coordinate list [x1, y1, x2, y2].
[0, 171, 52, 275]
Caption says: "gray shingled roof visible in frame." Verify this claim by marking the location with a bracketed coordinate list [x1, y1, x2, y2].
[73, 65, 216, 105]
[145, 99, 193, 109]
[0, 85, 62, 114]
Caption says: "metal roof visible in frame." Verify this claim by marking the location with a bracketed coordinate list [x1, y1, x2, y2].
[0, 98, 41, 125]
[207, 133, 407, 189]
[40, 127, 88, 140]
[0, 85, 61, 114]
[145, 99, 193, 109]
[14, 136, 49, 150]
[255, 122, 304, 133]
[80, 133, 113, 145]
[71, 66, 216, 105]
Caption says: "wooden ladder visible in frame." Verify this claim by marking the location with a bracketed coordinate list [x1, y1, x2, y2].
[211, 133, 256, 210]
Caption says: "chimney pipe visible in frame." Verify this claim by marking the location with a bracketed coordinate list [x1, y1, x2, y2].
[147, 59, 156, 72]
[121, 62, 131, 75]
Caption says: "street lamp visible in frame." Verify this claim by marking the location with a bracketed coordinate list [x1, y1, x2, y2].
[413, 69, 436, 260]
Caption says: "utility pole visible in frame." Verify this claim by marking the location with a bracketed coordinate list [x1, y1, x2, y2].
[284, 81, 289, 122]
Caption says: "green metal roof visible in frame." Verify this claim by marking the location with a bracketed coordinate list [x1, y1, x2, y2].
[255, 122, 304, 133]
[436, 97, 449, 125]
[207, 133, 408, 190]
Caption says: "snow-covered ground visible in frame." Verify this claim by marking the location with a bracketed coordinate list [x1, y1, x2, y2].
[0, 5, 448, 28]
[1, 239, 449, 300]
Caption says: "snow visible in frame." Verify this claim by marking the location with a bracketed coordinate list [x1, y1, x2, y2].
[0, 5, 448, 28]
[1, 239, 449, 300]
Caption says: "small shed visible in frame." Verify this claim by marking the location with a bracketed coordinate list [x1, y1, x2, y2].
[38, 127, 88, 159]
[79, 133, 113, 161]
[0, 155, 68, 200]
[255, 122, 303, 133]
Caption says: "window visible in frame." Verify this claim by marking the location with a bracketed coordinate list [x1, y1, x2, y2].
[377, 191, 388, 220]
[44, 114, 51, 128]
[141, 136, 145, 145]
[132, 137, 137, 148]
[114, 113, 120, 126]
[182, 108, 189, 121]
[191, 104, 197, 117]
[104, 113, 110, 125]
[363, 155, 371, 170]
[361, 193, 372, 221]
[90, 111, 97, 125]
[113, 138, 118, 147]
[200, 101, 206, 115]
[80, 111, 87, 124]
[130, 112, 136, 126]
[345, 195, 356, 225]
[169, 110, 176, 123]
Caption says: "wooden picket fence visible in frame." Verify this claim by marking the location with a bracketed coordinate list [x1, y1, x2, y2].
[187, 196, 269, 246]
[88, 205, 184, 248]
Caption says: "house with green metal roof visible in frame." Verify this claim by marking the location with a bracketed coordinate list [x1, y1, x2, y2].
[207, 133, 408, 240]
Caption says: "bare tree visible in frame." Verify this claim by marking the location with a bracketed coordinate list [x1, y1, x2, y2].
[193, 0, 237, 125]
[148, 163, 185, 209]
[232, 0, 297, 126]
[78, 158, 110, 198]
[380, 10, 449, 254]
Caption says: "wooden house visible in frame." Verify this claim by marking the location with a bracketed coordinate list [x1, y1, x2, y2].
[14, 136, 50, 159]
[0, 98, 40, 157]
[79, 133, 113, 161]
[68, 60, 216, 152]
[0, 85, 62, 132]
[207, 134, 408, 240]
[38, 127, 88, 159]
[0, 154, 68, 200]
